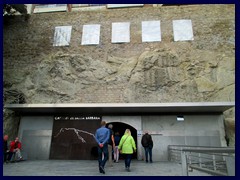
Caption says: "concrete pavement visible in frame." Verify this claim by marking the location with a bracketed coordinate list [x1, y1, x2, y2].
[3, 160, 212, 176]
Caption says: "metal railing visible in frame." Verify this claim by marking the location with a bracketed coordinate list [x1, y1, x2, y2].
[168, 145, 235, 176]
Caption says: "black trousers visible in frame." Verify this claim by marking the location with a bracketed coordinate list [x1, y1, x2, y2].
[3, 151, 10, 162]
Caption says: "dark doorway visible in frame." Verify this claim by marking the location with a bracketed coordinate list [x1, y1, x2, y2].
[106, 122, 137, 159]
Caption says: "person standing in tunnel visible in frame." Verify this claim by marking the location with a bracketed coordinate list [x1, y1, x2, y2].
[141, 131, 153, 163]
[113, 131, 120, 163]
[95, 121, 110, 174]
[107, 124, 115, 167]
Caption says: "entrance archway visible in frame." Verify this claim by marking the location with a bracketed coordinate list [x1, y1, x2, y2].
[106, 122, 137, 159]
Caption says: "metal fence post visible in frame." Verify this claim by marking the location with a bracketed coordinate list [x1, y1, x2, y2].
[198, 153, 202, 168]
[226, 156, 235, 176]
[212, 154, 216, 171]
[181, 151, 188, 176]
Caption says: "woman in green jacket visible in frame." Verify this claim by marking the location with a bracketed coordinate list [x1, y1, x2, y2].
[118, 129, 136, 172]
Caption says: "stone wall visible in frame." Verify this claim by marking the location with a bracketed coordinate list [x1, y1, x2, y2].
[3, 5, 235, 145]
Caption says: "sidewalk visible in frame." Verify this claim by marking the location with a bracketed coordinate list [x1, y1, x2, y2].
[3, 160, 212, 176]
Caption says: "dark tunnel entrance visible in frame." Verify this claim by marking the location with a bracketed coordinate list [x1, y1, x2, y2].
[106, 122, 137, 159]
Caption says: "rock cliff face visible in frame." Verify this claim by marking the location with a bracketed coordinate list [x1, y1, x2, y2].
[3, 5, 235, 145]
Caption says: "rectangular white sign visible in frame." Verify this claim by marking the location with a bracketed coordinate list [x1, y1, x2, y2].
[173, 19, 194, 41]
[107, 4, 144, 8]
[111, 22, 130, 43]
[53, 26, 72, 46]
[142, 21, 161, 42]
[81, 24, 101, 45]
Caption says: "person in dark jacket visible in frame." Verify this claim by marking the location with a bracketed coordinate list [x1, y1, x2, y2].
[141, 131, 153, 163]
[3, 135, 9, 163]
[107, 124, 115, 167]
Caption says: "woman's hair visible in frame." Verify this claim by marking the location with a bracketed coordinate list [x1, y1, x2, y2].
[124, 129, 131, 135]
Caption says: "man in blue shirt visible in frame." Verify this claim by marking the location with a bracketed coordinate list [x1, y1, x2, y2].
[95, 120, 110, 174]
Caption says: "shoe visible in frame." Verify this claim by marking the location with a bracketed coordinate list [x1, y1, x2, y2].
[150, 160, 153, 163]
[100, 166, 105, 174]
[126, 167, 130, 172]
[146, 160, 148, 163]
[114, 160, 116, 162]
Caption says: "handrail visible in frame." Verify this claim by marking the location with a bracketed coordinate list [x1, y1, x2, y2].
[181, 147, 235, 153]
[189, 164, 228, 176]
[168, 145, 235, 176]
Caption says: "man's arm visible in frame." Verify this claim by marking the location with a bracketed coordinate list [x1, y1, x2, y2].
[111, 134, 115, 148]
[102, 129, 110, 145]
[94, 130, 100, 145]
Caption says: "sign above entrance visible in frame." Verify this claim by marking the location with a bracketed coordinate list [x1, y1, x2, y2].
[54, 116, 101, 120]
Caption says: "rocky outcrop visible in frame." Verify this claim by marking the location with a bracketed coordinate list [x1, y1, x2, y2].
[5, 47, 234, 105]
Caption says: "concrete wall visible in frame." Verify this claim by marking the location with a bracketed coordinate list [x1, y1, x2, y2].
[142, 115, 225, 161]
[18, 116, 53, 160]
[18, 114, 225, 161]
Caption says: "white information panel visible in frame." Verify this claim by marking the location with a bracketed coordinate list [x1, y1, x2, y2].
[81, 24, 101, 45]
[142, 21, 161, 42]
[111, 22, 130, 43]
[173, 19, 194, 41]
[107, 4, 144, 8]
[53, 26, 72, 46]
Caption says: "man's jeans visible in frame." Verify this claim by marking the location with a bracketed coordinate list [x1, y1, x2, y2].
[98, 143, 108, 168]
[144, 146, 152, 162]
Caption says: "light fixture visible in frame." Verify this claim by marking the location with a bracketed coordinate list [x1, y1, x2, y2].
[177, 115, 184, 121]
